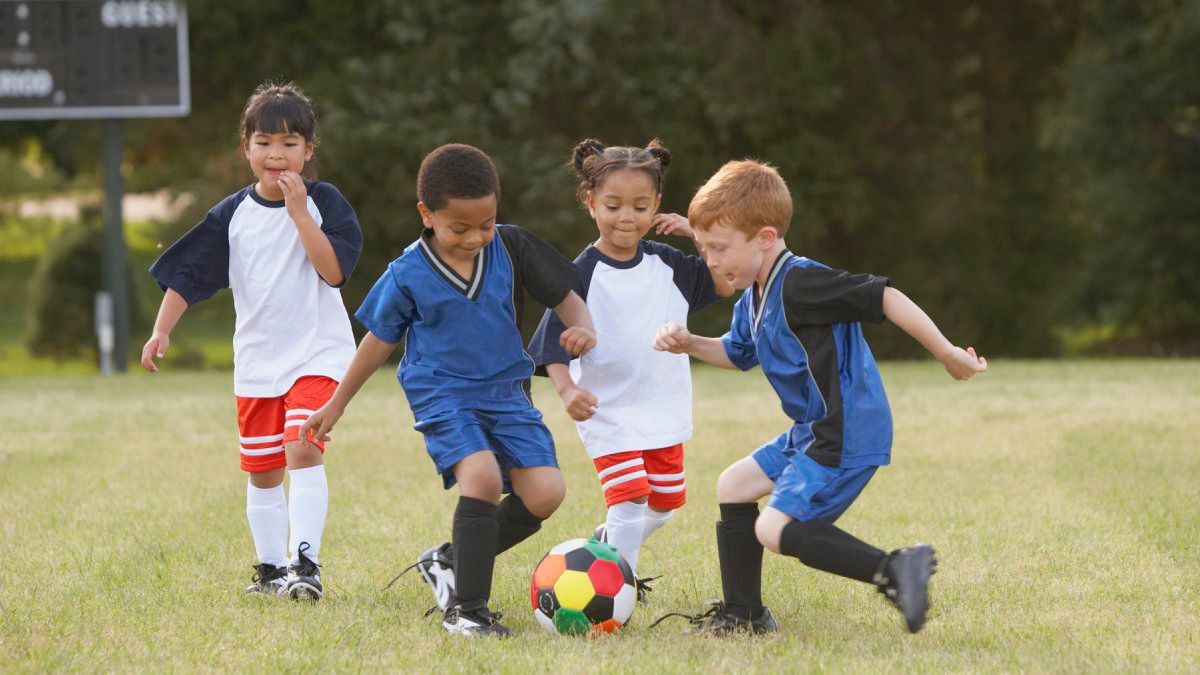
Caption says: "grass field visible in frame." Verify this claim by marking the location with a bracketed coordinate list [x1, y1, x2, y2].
[1, 361, 1198, 672]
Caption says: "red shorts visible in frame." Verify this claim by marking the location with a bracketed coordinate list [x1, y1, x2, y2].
[236, 375, 338, 473]
[592, 443, 686, 510]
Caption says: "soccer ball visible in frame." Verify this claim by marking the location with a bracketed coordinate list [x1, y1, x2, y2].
[530, 537, 636, 635]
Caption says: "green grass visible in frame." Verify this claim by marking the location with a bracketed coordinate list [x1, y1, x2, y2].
[1, 361, 1198, 672]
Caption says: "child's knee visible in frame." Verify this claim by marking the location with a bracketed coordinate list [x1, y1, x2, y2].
[521, 473, 565, 517]
[754, 510, 788, 554]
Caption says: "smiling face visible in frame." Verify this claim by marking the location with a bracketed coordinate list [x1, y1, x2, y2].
[695, 221, 780, 291]
[587, 169, 661, 260]
[244, 130, 313, 200]
[418, 193, 498, 264]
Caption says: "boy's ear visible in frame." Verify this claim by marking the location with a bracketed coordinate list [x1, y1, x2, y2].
[757, 227, 779, 249]
[416, 202, 434, 228]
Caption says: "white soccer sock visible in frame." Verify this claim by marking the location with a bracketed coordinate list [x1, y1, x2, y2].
[287, 464, 328, 565]
[606, 500, 648, 574]
[641, 507, 674, 544]
[246, 481, 288, 568]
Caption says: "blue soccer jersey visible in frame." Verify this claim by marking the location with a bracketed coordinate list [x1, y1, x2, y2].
[356, 224, 579, 420]
[724, 251, 893, 469]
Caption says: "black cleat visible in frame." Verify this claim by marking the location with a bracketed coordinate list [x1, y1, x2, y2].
[876, 544, 937, 633]
[443, 605, 513, 638]
[593, 523, 607, 543]
[245, 563, 288, 595]
[650, 600, 777, 635]
[285, 542, 324, 601]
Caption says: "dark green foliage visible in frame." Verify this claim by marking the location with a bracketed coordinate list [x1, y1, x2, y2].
[25, 215, 140, 361]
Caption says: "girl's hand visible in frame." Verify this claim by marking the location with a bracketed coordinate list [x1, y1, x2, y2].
[141, 332, 170, 372]
[278, 170, 310, 221]
[559, 384, 598, 422]
[560, 326, 597, 356]
[299, 404, 343, 446]
[653, 213, 694, 238]
[654, 321, 693, 354]
[940, 346, 987, 381]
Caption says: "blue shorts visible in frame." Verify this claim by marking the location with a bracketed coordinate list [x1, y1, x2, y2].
[751, 426, 877, 523]
[413, 407, 559, 491]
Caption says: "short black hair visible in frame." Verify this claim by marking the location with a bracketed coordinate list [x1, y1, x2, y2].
[417, 144, 501, 211]
[240, 81, 318, 145]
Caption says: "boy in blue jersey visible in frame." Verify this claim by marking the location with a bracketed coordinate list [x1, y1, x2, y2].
[653, 160, 986, 635]
[301, 144, 596, 637]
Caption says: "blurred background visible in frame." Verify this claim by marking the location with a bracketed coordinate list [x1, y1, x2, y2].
[2, 0, 1197, 376]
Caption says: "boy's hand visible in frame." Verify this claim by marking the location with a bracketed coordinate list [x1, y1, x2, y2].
[941, 346, 987, 381]
[560, 326, 597, 356]
[140, 332, 170, 372]
[654, 321, 693, 354]
[653, 213, 694, 239]
[559, 384, 598, 422]
[278, 170, 310, 222]
[300, 404, 343, 446]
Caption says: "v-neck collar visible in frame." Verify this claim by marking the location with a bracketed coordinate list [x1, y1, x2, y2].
[751, 250, 794, 335]
[417, 229, 488, 301]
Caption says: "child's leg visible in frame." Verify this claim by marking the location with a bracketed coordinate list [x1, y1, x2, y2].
[238, 395, 289, 569]
[642, 443, 687, 545]
[759, 458, 885, 583]
[593, 451, 653, 572]
[281, 376, 339, 565]
[450, 450, 503, 611]
[715, 454, 777, 619]
[499, 466, 565, 554]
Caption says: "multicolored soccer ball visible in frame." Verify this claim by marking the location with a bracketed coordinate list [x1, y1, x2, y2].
[530, 537, 636, 635]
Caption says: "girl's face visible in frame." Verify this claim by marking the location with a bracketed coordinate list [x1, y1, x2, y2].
[587, 169, 660, 259]
[244, 130, 313, 199]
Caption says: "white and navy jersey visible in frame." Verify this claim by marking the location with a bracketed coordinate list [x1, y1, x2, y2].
[723, 251, 893, 468]
[149, 182, 363, 398]
[528, 240, 719, 458]
[356, 224, 579, 420]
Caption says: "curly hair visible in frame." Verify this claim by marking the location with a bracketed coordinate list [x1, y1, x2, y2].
[569, 138, 671, 205]
[417, 144, 501, 211]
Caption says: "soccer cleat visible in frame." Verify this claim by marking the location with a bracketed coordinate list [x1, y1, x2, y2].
[416, 542, 457, 612]
[649, 600, 777, 635]
[635, 575, 661, 605]
[285, 542, 324, 601]
[876, 544, 937, 633]
[442, 605, 513, 638]
[244, 563, 288, 595]
[593, 523, 607, 543]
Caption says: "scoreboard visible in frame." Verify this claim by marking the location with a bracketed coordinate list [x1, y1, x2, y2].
[0, 0, 189, 120]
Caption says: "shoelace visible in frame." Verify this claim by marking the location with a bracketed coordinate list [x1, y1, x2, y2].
[635, 575, 662, 596]
[648, 600, 725, 629]
[250, 563, 285, 584]
[293, 542, 323, 577]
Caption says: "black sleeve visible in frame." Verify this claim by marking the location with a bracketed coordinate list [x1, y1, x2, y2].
[527, 308, 571, 375]
[309, 181, 363, 287]
[148, 197, 235, 306]
[497, 224, 580, 308]
[650, 242, 719, 314]
[781, 265, 889, 326]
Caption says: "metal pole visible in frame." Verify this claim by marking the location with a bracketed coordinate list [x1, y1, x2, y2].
[101, 118, 129, 373]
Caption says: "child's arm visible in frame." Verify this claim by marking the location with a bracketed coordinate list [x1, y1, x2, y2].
[653, 321, 740, 370]
[883, 286, 987, 380]
[279, 171, 347, 286]
[545, 363, 598, 421]
[653, 213, 735, 297]
[552, 290, 597, 356]
[300, 333, 397, 445]
[141, 288, 189, 372]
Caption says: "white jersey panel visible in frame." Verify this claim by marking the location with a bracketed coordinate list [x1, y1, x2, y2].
[227, 195, 355, 397]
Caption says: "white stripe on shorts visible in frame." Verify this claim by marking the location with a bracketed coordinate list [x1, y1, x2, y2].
[240, 445, 284, 456]
[597, 458, 644, 480]
[649, 482, 686, 493]
[286, 408, 315, 417]
[647, 471, 685, 482]
[601, 470, 647, 492]
[284, 419, 306, 428]
[239, 433, 285, 444]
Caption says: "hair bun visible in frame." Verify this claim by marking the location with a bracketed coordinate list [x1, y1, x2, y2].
[645, 140, 672, 171]
[572, 139, 607, 173]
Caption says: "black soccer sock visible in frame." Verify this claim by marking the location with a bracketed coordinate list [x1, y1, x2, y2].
[778, 519, 887, 584]
[452, 496, 499, 611]
[716, 502, 764, 620]
[494, 494, 545, 555]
